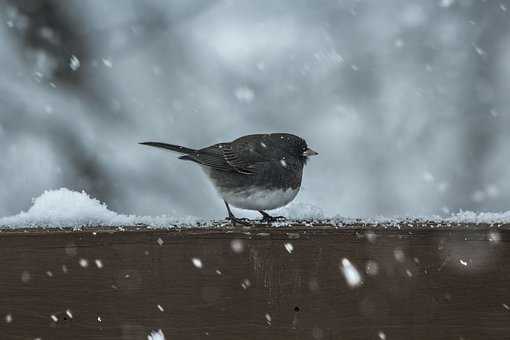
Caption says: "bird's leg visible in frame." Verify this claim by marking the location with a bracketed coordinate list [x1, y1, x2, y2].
[258, 210, 286, 223]
[224, 201, 251, 226]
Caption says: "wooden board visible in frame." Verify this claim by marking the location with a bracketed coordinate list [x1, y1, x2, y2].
[0, 225, 509, 339]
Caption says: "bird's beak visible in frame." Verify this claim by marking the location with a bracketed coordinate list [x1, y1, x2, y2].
[303, 148, 318, 156]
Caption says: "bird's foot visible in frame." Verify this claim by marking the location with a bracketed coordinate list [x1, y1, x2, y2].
[226, 216, 252, 226]
[259, 211, 287, 223]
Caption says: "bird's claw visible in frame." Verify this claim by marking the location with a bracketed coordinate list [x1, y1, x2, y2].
[226, 216, 252, 226]
[260, 215, 287, 223]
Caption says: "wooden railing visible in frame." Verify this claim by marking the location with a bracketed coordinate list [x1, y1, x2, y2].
[0, 222, 508, 339]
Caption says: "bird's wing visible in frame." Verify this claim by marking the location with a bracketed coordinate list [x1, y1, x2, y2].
[184, 142, 267, 175]
[220, 144, 258, 175]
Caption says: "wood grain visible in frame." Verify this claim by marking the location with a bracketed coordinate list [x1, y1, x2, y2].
[0, 225, 509, 339]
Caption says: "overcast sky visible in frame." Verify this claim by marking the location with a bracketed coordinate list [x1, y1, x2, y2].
[1, 0, 509, 219]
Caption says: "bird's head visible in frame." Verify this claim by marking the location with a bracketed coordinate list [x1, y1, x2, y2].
[273, 133, 318, 165]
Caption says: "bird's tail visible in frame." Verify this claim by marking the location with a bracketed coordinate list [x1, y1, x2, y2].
[139, 142, 196, 155]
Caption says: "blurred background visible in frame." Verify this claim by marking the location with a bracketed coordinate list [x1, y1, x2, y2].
[1, 0, 509, 219]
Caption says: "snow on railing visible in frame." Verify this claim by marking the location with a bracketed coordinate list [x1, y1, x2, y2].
[1, 188, 509, 228]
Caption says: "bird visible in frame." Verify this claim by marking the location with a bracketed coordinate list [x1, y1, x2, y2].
[140, 133, 318, 225]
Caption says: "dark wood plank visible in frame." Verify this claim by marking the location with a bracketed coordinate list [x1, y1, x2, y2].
[0, 225, 509, 339]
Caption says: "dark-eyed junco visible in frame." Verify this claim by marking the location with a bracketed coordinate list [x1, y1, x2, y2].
[140, 133, 318, 225]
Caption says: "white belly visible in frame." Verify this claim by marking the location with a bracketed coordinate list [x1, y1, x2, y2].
[221, 187, 299, 211]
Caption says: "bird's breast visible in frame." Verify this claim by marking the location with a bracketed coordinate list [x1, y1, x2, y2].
[221, 187, 299, 211]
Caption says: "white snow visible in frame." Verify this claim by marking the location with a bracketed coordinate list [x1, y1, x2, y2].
[439, 0, 455, 8]
[234, 86, 255, 103]
[230, 239, 244, 253]
[488, 232, 501, 243]
[340, 258, 362, 288]
[284, 242, 294, 254]
[191, 258, 203, 269]
[148, 329, 165, 340]
[0, 188, 200, 228]
[241, 278, 251, 289]
[1, 188, 510, 229]
[393, 249, 405, 263]
[365, 260, 379, 276]
[275, 201, 325, 220]
[21, 271, 31, 283]
[69, 55, 80, 71]
[102, 58, 113, 68]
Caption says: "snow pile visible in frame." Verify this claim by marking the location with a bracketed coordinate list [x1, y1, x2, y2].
[0, 188, 200, 228]
[441, 211, 510, 225]
[331, 210, 510, 226]
[1, 188, 510, 229]
[276, 201, 325, 220]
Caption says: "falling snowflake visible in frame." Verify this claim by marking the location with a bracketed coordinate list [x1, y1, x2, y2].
[393, 249, 405, 262]
[69, 55, 80, 71]
[102, 58, 113, 68]
[234, 86, 255, 103]
[231, 239, 244, 253]
[192, 258, 203, 269]
[284, 242, 294, 254]
[473, 44, 486, 56]
[241, 279, 251, 290]
[21, 271, 31, 283]
[439, 0, 455, 8]
[79, 258, 89, 268]
[365, 260, 379, 276]
[340, 258, 362, 288]
[148, 329, 166, 340]
[265, 313, 272, 325]
[488, 232, 501, 243]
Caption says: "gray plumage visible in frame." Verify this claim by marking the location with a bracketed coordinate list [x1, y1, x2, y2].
[140, 133, 317, 224]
